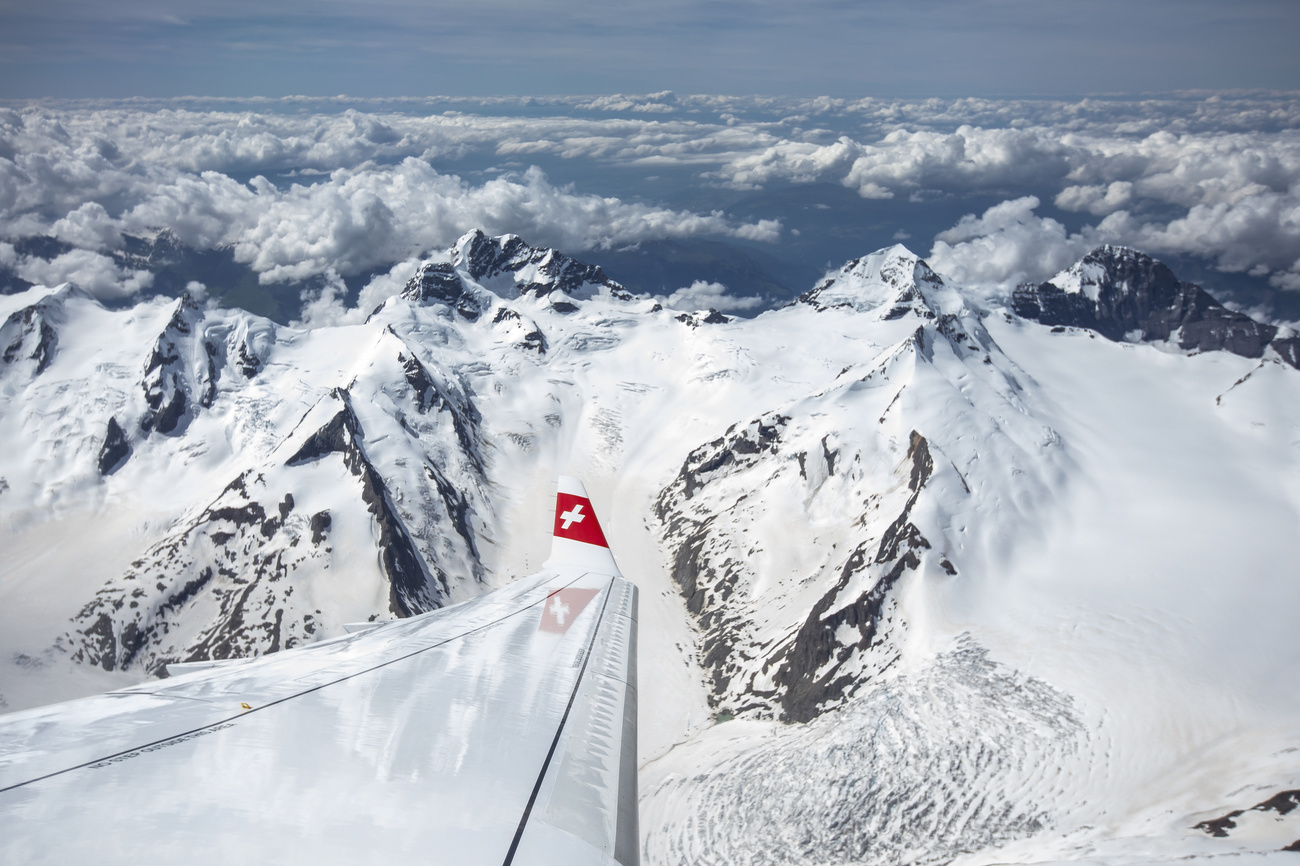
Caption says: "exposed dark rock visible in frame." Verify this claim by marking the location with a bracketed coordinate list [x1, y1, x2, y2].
[772, 431, 934, 722]
[98, 416, 132, 475]
[199, 341, 220, 408]
[399, 350, 442, 413]
[1195, 789, 1300, 839]
[1015, 246, 1297, 368]
[670, 413, 789, 500]
[1, 294, 63, 374]
[1273, 336, 1300, 368]
[1255, 790, 1300, 815]
[795, 248, 943, 318]
[65, 466, 327, 672]
[675, 309, 732, 328]
[287, 392, 440, 616]
[490, 307, 548, 354]
[519, 327, 546, 353]
[310, 511, 331, 545]
[401, 262, 487, 321]
[453, 229, 632, 301]
[653, 413, 796, 713]
[140, 298, 202, 435]
[234, 340, 262, 378]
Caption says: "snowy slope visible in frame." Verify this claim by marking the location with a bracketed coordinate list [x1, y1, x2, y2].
[2, 233, 1299, 865]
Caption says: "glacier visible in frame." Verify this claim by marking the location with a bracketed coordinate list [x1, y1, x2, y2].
[1, 230, 1298, 865]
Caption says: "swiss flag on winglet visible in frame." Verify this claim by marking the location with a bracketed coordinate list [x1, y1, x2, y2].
[553, 492, 609, 548]
[546, 476, 622, 576]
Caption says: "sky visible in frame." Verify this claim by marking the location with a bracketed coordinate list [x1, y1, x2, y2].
[2, 0, 1298, 98]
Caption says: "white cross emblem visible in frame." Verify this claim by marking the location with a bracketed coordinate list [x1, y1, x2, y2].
[550, 597, 571, 626]
[560, 503, 586, 530]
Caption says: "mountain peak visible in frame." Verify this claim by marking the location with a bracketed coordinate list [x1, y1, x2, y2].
[797, 245, 964, 319]
[1014, 245, 1296, 365]
[1043, 245, 1176, 303]
[448, 229, 629, 302]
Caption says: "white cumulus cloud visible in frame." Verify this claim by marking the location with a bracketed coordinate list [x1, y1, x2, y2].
[655, 280, 764, 313]
[927, 197, 1107, 299]
[17, 248, 154, 299]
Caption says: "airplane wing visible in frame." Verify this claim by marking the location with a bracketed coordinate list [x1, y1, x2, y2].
[0, 476, 638, 866]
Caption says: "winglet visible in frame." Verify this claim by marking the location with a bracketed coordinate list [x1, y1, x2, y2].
[544, 476, 623, 576]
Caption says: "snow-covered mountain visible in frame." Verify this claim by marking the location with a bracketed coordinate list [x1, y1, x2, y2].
[2, 233, 1298, 865]
[1013, 245, 1300, 367]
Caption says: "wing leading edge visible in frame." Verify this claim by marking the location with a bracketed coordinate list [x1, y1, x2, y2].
[0, 477, 638, 866]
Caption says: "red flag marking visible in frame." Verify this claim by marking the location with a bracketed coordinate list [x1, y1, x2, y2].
[553, 492, 609, 548]
[538, 588, 600, 633]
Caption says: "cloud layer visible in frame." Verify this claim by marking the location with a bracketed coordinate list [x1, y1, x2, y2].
[0, 104, 783, 296]
[1, 94, 1298, 303]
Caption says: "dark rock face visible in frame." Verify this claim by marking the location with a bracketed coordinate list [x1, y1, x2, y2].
[63, 360, 488, 673]
[98, 416, 132, 475]
[675, 309, 732, 328]
[490, 308, 546, 353]
[396, 347, 483, 460]
[655, 413, 791, 712]
[1, 292, 66, 375]
[286, 391, 444, 617]
[399, 231, 631, 319]
[140, 299, 202, 435]
[64, 469, 326, 673]
[454, 229, 632, 300]
[401, 262, 487, 321]
[1195, 788, 1300, 847]
[773, 432, 933, 723]
[137, 300, 270, 436]
[655, 416, 942, 723]
[795, 249, 945, 319]
[1013, 246, 1297, 368]
[1272, 336, 1300, 368]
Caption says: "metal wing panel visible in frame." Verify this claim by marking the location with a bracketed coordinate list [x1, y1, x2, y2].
[520, 577, 639, 866]
[0, 571, 625, 865]
[1, 476, 639, 865]
[0, 571, 560, 792]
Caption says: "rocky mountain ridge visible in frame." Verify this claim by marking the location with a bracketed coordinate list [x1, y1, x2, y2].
[2, 233, 1298, 866]
[1013, 245, 1300, 368]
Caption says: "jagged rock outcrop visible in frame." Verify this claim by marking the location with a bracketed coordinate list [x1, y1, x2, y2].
[654, 246, 1049, 723]
[97, 416, 131, 475]
[60, 315, 491, 674]
[452, 229, 632, 301]
[798, 245, 953, 319]
[1013, 246, 1298, 368]
[0, 285, 83, 377]
[771, 431, 936, 723]
[402, 261, 491, 320]
[62, 371, 488, 673]
[675, 309, 731, 328]
[139, 297, 206, 435]
[285, 390, 441, 617]
[138, 298, 274, 436]
[64, 465, 336, 673]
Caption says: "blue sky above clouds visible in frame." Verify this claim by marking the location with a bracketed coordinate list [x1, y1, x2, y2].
[2, 0, 1297, 97]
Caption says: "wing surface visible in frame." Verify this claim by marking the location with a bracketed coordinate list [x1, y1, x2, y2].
[0, 477, 637, 866]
